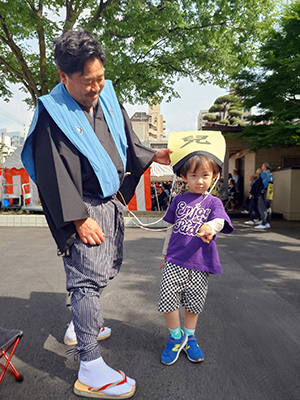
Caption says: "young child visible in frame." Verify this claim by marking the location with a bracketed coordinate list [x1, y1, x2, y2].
[159, 153, 233, 365]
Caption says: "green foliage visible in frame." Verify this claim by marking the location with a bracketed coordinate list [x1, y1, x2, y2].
[0, 0, 277, 107]
[214, 94, 239, 105]
[208, 104, 223, 113]
[203, 113, 218, 122]
[228, 108, 243, 117]
[205, 93, 244, 124]
[230, 117, 245, 126]
[234, 2, 300, 150]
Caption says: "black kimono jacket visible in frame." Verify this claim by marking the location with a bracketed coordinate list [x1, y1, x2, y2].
[32, 102, 155, 253]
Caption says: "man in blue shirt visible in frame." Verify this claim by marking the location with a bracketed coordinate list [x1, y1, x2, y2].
[255, 162, 273, 229]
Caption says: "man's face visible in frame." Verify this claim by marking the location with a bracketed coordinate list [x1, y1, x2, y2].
[261, 163, 267, 171]
[59, 58, 105, 111]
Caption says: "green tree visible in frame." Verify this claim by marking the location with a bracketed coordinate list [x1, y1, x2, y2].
[204, 94, 245, 125]
[203, 113, 218, 122]
[234, 2, 300, 150]
[0, 0, 276, 107]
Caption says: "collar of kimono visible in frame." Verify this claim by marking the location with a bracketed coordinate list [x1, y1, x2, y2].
[22, 80, 128, 198]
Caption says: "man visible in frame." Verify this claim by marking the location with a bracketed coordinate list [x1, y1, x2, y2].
[216, 177, 228, 205]
[232, 167, 242, 206]
[232, 168, 239, 186]
[244, 169, 262, 225]
[241, 174, 254, 214]
[158, 183, 170, 210]
[22, 29, 172, 399]
[255, 162, 273, 229]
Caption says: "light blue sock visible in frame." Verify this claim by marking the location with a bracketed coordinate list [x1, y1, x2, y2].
[169, 326, 181, 339]
[183, 327, 195, 337]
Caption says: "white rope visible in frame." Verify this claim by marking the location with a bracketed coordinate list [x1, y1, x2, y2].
[119, 173, 176, 231]
[119, 172, 220, 232]
[131, 217, 174, 232]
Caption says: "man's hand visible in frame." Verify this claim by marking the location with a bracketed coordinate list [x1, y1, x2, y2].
[152, 148, 173, 165]
[197, 224, 213, 244]
[73, 217, 105, 245]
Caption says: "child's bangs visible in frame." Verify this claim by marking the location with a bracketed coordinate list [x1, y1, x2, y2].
[181, 154, 219, 177]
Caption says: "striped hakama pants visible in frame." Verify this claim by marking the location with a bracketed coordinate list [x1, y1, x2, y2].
[63, 194, 124, 361]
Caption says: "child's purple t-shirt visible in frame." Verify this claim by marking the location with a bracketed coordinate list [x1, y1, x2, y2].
[163, 192, 233, 274]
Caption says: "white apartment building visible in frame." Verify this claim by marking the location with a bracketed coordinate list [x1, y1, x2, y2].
[131, 102, 166, 143]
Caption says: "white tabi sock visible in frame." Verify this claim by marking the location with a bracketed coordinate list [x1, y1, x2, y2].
[79, 357, 135, 396]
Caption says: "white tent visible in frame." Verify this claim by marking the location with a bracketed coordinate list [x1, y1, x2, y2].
[3, 146, 23, 169]
[150, 162, 175, 182]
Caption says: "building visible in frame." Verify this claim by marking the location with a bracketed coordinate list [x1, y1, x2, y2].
[197, 110, 209, 130]
[24, 123, 31, 139]
[1, 128, 25, 146]
[130, 112, 150, 142]
[131, 102, 166, 143]
[1, 129, 16, 164]
[4, 130, 25, 147]
[141, 140, 168, 150]
[148, 103, 166, 141]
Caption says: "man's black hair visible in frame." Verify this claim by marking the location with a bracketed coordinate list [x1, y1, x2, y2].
[53, 29, 106, 76]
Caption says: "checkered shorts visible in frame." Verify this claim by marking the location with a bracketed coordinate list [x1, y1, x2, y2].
[158, 262, 209, 314]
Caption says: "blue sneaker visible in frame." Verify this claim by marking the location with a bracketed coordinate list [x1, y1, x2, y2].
[184, 335, 204, 362]
[161, 333, 188, 365]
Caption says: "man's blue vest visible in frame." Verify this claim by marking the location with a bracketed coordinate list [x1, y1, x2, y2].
[21, 80, 128, 198]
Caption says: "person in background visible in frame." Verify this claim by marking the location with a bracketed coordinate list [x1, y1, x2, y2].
[244, 169, 262, 225]
[228, 178, 237, 210]
[217, 177, 228, 206]
[241, 174, 256, 214]
[255, 162, 273, 229]
[158, 183, 170, 210]
[232, 168, 239, 186]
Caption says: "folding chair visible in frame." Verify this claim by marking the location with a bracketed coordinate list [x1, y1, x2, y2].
[0, 328, 23, 383]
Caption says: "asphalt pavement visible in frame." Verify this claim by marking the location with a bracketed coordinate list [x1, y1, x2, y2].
[0, 216, 300, 400]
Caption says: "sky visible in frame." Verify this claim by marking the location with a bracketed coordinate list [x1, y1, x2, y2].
[0, 78, 228, 136]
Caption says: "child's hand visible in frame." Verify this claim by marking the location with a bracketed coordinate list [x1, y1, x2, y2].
[160, 255, 166, 269]
[197, 224, 213, 244]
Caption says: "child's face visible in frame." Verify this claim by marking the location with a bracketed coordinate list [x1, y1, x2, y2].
[181, 162, 217, 194]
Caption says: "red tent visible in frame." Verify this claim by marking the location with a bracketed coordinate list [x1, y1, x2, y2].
[128, 167, 152, 211]
[1, 147, 31, 207]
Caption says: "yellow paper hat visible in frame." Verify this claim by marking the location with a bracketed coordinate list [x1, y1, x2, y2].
[168, 130, 226, 175]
